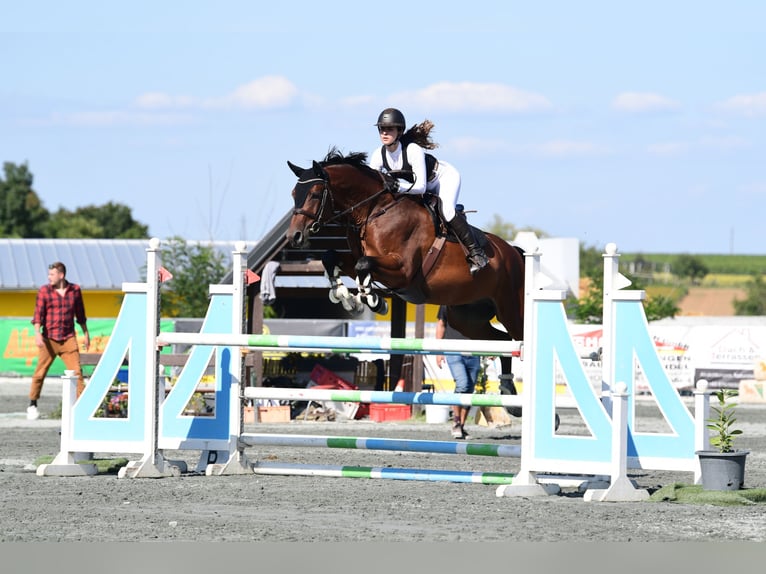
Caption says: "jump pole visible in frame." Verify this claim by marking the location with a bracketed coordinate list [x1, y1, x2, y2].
[240, 433, 521, 458]
[157, 332, 522, 357]
[251, 461, 516, 484]
[242, 387, 578, 409]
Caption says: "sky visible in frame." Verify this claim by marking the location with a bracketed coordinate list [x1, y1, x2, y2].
[2, 1, 765, 254]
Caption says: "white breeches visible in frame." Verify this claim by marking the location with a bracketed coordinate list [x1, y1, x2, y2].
[427, 160, 460, 221]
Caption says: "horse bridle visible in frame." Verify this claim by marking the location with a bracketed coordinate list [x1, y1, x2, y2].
[291, 176, 330, 234]
[292, 171, 399, 234]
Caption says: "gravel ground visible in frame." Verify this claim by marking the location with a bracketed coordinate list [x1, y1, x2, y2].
[1, 377, 765, 543]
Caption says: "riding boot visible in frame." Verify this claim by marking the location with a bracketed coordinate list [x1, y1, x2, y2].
[448, 214, 488, 274]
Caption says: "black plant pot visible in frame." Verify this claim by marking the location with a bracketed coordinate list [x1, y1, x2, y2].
[695, 449, 750, 491]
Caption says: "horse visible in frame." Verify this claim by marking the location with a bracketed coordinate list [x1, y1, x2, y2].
[285, 148, 525, 398]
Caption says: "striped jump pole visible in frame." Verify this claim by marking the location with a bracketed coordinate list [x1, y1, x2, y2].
[251, 461, 516, 485]
[240, 433, 521, 458]
[243, 387, 579, 409]
[157, 332, 522, 357]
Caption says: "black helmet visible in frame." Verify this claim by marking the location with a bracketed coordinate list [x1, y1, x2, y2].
[375, 108, 406, 131]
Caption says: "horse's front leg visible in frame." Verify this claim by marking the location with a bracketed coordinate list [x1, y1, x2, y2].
[321, 250, 365, 314]
[354, 256, 388, 315]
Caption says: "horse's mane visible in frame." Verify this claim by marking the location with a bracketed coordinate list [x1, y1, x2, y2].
[320, 147, 379, 178]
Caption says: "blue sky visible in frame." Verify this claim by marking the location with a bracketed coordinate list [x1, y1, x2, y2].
[2, 1, 764, 254]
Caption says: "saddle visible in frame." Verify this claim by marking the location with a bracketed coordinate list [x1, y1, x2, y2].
[420, 193, 489, 277]
[422, 193, 488, 245]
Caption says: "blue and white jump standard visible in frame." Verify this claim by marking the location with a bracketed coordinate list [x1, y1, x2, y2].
[38, 238, 712, 502]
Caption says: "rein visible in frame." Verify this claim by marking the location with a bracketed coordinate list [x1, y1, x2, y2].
[296, 171, 399, 232]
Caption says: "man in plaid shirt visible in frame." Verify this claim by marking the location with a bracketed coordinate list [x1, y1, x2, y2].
[27, 261, 90, 420]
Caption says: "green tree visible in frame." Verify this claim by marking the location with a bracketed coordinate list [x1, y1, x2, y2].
[484, 214, 548, 242]
[572, 270, 678, 323]
[579, 242, 604, 280]
[733, 274, 766, 316]
[45, 201, 149, 238]
[158, 237, 228, 318]
[0, 161, 49, 237]
[644, 294, 680, 322]
[572, 272, 603, 324]
[673, 254, 709, 284]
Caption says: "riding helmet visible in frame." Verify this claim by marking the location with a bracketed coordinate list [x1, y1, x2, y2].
[375, 108, 406, 131]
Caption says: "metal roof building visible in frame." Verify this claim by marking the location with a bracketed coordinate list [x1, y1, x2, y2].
[0, 238, 259, 291]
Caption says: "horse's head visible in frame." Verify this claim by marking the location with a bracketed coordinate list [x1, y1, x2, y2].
[287, 148, 390, 247]
[286, 160, 330, 248]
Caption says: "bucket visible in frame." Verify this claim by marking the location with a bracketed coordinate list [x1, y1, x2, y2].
[425, 404, 451, 424]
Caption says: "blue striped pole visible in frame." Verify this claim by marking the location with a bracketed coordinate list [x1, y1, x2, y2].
[243, 388, 578, 409]
[252, 461, 516, 484]
[157, 332, 521, 357]
[241, 433, 521, 458]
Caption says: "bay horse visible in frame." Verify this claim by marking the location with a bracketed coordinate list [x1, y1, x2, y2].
[286, 148, 525, 398]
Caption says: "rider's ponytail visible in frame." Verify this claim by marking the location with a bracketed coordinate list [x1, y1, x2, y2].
[400, 120, 439, 150]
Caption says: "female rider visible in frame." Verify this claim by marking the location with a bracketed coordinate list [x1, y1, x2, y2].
[367, 107, 488, 275]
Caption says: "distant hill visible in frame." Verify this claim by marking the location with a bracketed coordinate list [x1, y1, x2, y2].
[622, 253, 766, 275]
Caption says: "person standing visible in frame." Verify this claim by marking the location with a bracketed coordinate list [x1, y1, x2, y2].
[435, 305, 481, 439]
[28, 261, 90, 420]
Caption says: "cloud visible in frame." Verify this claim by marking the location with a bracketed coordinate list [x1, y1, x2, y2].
[612, 92, 680, 113]
[699, 135, 749, 150]
[648, 136, 748, 156]
[447, 137, 609, 158]
[716, 92, 766, 117]
[739, 182, 766, 196]
[647, 141, 689, 156]
[135, 76, 299, 111]
[531, 140, 611, 158]
[390, 82, 553, 113]
[37, 110, 193, 127]
[446, 136, 509, 155]
[213, 76, 299, 109]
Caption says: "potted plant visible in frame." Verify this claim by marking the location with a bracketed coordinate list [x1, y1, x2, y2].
[696, 388, 749, 490]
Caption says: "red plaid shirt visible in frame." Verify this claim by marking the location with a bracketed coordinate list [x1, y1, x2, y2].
[32, 282, 87, 341]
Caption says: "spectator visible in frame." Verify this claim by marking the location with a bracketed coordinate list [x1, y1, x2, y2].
[435, 305, 481, 439]
[28, 261, 89, 420]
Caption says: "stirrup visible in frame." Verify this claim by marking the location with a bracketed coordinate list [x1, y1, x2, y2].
[468, 252, 488, 274]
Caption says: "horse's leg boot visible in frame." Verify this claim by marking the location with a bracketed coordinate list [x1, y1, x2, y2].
[448, 215, 488, 274]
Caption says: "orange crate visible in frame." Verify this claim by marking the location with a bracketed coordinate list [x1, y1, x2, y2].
[369, 403, 411, 422]
[256, 405, 291, 423]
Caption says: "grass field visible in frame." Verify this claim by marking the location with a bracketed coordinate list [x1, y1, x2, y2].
[622, 253, 766, 276]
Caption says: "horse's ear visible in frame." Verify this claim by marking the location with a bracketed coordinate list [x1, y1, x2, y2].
[287, 161, 304, 177]
[312, 161, 328, 180]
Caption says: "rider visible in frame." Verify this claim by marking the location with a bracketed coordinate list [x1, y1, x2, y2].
[368, 107, 488, 275]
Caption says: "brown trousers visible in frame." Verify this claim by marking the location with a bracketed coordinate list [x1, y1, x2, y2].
[30, 336, 85, 401]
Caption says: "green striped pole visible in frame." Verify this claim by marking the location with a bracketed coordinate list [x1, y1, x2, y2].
[241, 433, 521, 458]
[157, 332, 521, 357]
[252, 461, 515, 484]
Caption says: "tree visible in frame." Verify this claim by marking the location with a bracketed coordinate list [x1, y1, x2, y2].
[157, 237, 228, 318]
[484, 214, 548, 242]
[644, 294, 680, 322]
[733, 274, 766, 316]
[0, 161, 49, 237]
[572, 270, 678, 323]
[572, 273, 603, 324]
[579, 242, 604, 280]
[45, 201, 149, 238]
[674, 254, 709, 284]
